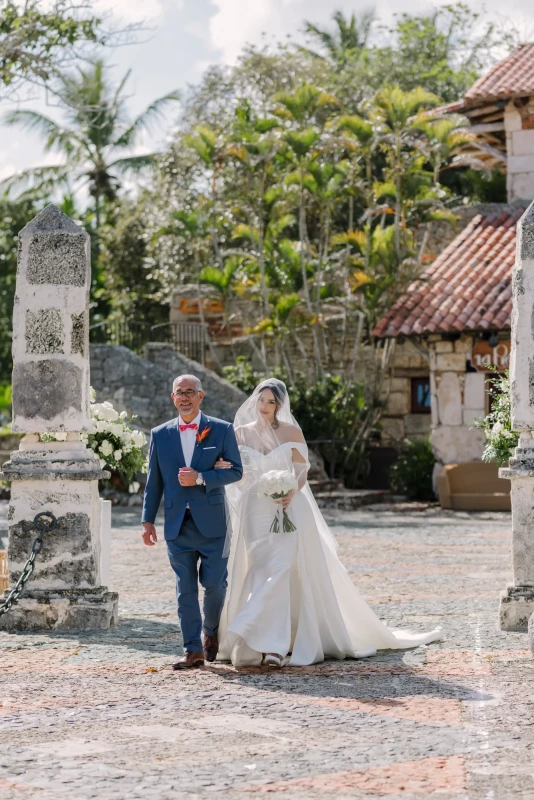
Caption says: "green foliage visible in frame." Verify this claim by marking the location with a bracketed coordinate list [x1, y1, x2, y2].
[473, 370, 518, 465]
[369, 5, 514, 103]
[390, 438, 436, 501]
[0, 0, 102, 94]
[0, 384, 11, 409]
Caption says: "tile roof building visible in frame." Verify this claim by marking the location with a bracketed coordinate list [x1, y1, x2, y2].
[374, 45, 534, 491]
[374, 204, 525, 339]
[464, 43, 534, 105]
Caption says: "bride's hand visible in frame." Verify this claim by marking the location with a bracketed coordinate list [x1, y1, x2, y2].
[274, 491, 294, 510]
[214, 458, 232, 469]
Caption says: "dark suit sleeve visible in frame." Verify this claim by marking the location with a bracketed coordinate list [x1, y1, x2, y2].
[142, 430, 164, 523]
[203, 423, 243, 493]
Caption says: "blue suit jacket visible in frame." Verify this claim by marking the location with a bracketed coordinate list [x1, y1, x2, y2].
[141, 412, 243, 540]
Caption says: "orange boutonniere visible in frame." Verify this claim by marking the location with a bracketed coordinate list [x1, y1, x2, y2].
[196, 427, 211, 445]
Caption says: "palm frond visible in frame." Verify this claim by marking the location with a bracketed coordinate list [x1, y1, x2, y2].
[114, 90, 180, 148]
[108, 153, 161, 174]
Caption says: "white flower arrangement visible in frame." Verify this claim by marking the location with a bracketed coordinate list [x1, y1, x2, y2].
[257, 469, 298, 533]
[43, 389, 148, 482]
[474, 370, 519, 465]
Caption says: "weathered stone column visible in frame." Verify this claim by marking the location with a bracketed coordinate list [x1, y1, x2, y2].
[499, 201, 534, 632]
[0, 205, 118, 631]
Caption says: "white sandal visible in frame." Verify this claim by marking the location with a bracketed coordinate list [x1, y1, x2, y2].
[262, 653, 289, 668]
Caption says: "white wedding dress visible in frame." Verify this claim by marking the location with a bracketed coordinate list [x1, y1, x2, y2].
[218, 380, 441, 667]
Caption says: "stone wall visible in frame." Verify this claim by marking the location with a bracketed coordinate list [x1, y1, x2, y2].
[90, 344, 247, 432]
[505, 100, 534, 203]
[380, 340, 432, 444]
[428, 334, 486, 464]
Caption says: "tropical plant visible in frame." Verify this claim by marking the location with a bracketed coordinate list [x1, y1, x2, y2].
[302, 9, 375, 68]
[2, 59, 179, 227]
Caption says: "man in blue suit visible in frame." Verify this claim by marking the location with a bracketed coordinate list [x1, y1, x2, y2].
[142, 374, 243, 669]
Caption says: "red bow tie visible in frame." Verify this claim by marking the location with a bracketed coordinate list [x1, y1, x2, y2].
[179, 423, 198, 431]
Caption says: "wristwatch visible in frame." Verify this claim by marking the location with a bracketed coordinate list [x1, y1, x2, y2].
[196, 473, 205, 486]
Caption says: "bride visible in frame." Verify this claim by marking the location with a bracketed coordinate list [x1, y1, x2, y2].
[216, 378, 441, 668]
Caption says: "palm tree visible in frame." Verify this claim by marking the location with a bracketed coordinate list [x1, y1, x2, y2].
[2, 60, 179, 228]
[199, 256, 247, 346]
[226, 102, 281, 316]
[414, 115, 491, 182]
[273, 84, 339, 374]
[302, 9, 375, 68]
[371, 85, 439, 258]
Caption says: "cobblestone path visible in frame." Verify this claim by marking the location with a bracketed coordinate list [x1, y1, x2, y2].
[1, 504, 532, 799]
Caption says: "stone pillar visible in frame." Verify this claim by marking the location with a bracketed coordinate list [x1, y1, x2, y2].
[499, 201, 534, 631]
[0, 205, 118, 631]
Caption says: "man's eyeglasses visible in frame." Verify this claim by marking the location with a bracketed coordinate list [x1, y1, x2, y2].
[173, 390, 199, 399]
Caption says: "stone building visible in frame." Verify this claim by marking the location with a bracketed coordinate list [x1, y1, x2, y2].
[375, 45, 534, 494]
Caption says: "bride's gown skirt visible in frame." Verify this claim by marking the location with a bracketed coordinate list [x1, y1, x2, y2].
[218, 443, 441, 666]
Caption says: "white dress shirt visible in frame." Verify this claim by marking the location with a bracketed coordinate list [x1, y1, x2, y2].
[179, 412, 201, 468]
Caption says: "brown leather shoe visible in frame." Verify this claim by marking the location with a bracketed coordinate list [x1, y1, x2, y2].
[172, 651, 204, 670]
[203, 632, 219, 663]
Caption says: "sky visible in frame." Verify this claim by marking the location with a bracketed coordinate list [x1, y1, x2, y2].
[0, 0, 533, 188]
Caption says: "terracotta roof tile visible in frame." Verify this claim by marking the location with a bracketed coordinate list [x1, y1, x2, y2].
[373, 205, 527, 338]
[464, 44, 534, 105]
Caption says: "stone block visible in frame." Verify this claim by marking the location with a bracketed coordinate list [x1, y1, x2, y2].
[499, 586, 534, 632]
[0, 588, 118, 632]
[511, 202, 534, 428]
[508, 155, 534, 174]
[390, 377, 409, 393]
[408, 355, 427, 368]
[430, 424, 485, 464]
[404, 414, 432, 437]
[505, 102, 522, 133]
[71, 310, 87, 356]
[509, 480, 534, 585]
[27, 233, 87, 286]
[392, 354, 411, 368]
[385, 392, 409, 416]
[435, 353, 467, 372]
[435, 371, 462, 426]
[25, 309, 64, 354]
[12, 360, 82, 423]
[453, 337, 472, 355]
[511, 129, 534, 156]
[464, 372, 485, 410]
[380, 417, 405, 442]
[8, 512, 96, 589]
[510, 173, 534, 204]
[434, 341, 453, 353]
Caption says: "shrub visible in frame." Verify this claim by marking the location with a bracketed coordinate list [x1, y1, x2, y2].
[390, 438, 436, 501]
[473, 370, 517, 465]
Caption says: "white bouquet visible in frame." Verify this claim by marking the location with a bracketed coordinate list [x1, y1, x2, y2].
[42, 389, 147, 482]
[258, 469, 298, 533]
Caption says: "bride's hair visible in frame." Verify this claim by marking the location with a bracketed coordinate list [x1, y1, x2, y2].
[258, 381, 286, 429]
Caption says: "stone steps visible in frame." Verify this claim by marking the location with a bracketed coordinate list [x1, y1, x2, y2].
[312, 488, 391, 510]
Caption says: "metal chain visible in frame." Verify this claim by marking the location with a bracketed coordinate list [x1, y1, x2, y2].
[0, 512, 57, 616]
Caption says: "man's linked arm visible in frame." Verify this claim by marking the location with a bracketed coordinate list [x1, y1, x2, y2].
[203, 424, 243, 492]
[142, 432, 164, 522]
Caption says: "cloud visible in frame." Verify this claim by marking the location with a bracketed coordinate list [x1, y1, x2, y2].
[94, 0, 169, 24]
[209, 0, 274, 63]
[208, 0, 534, 65]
